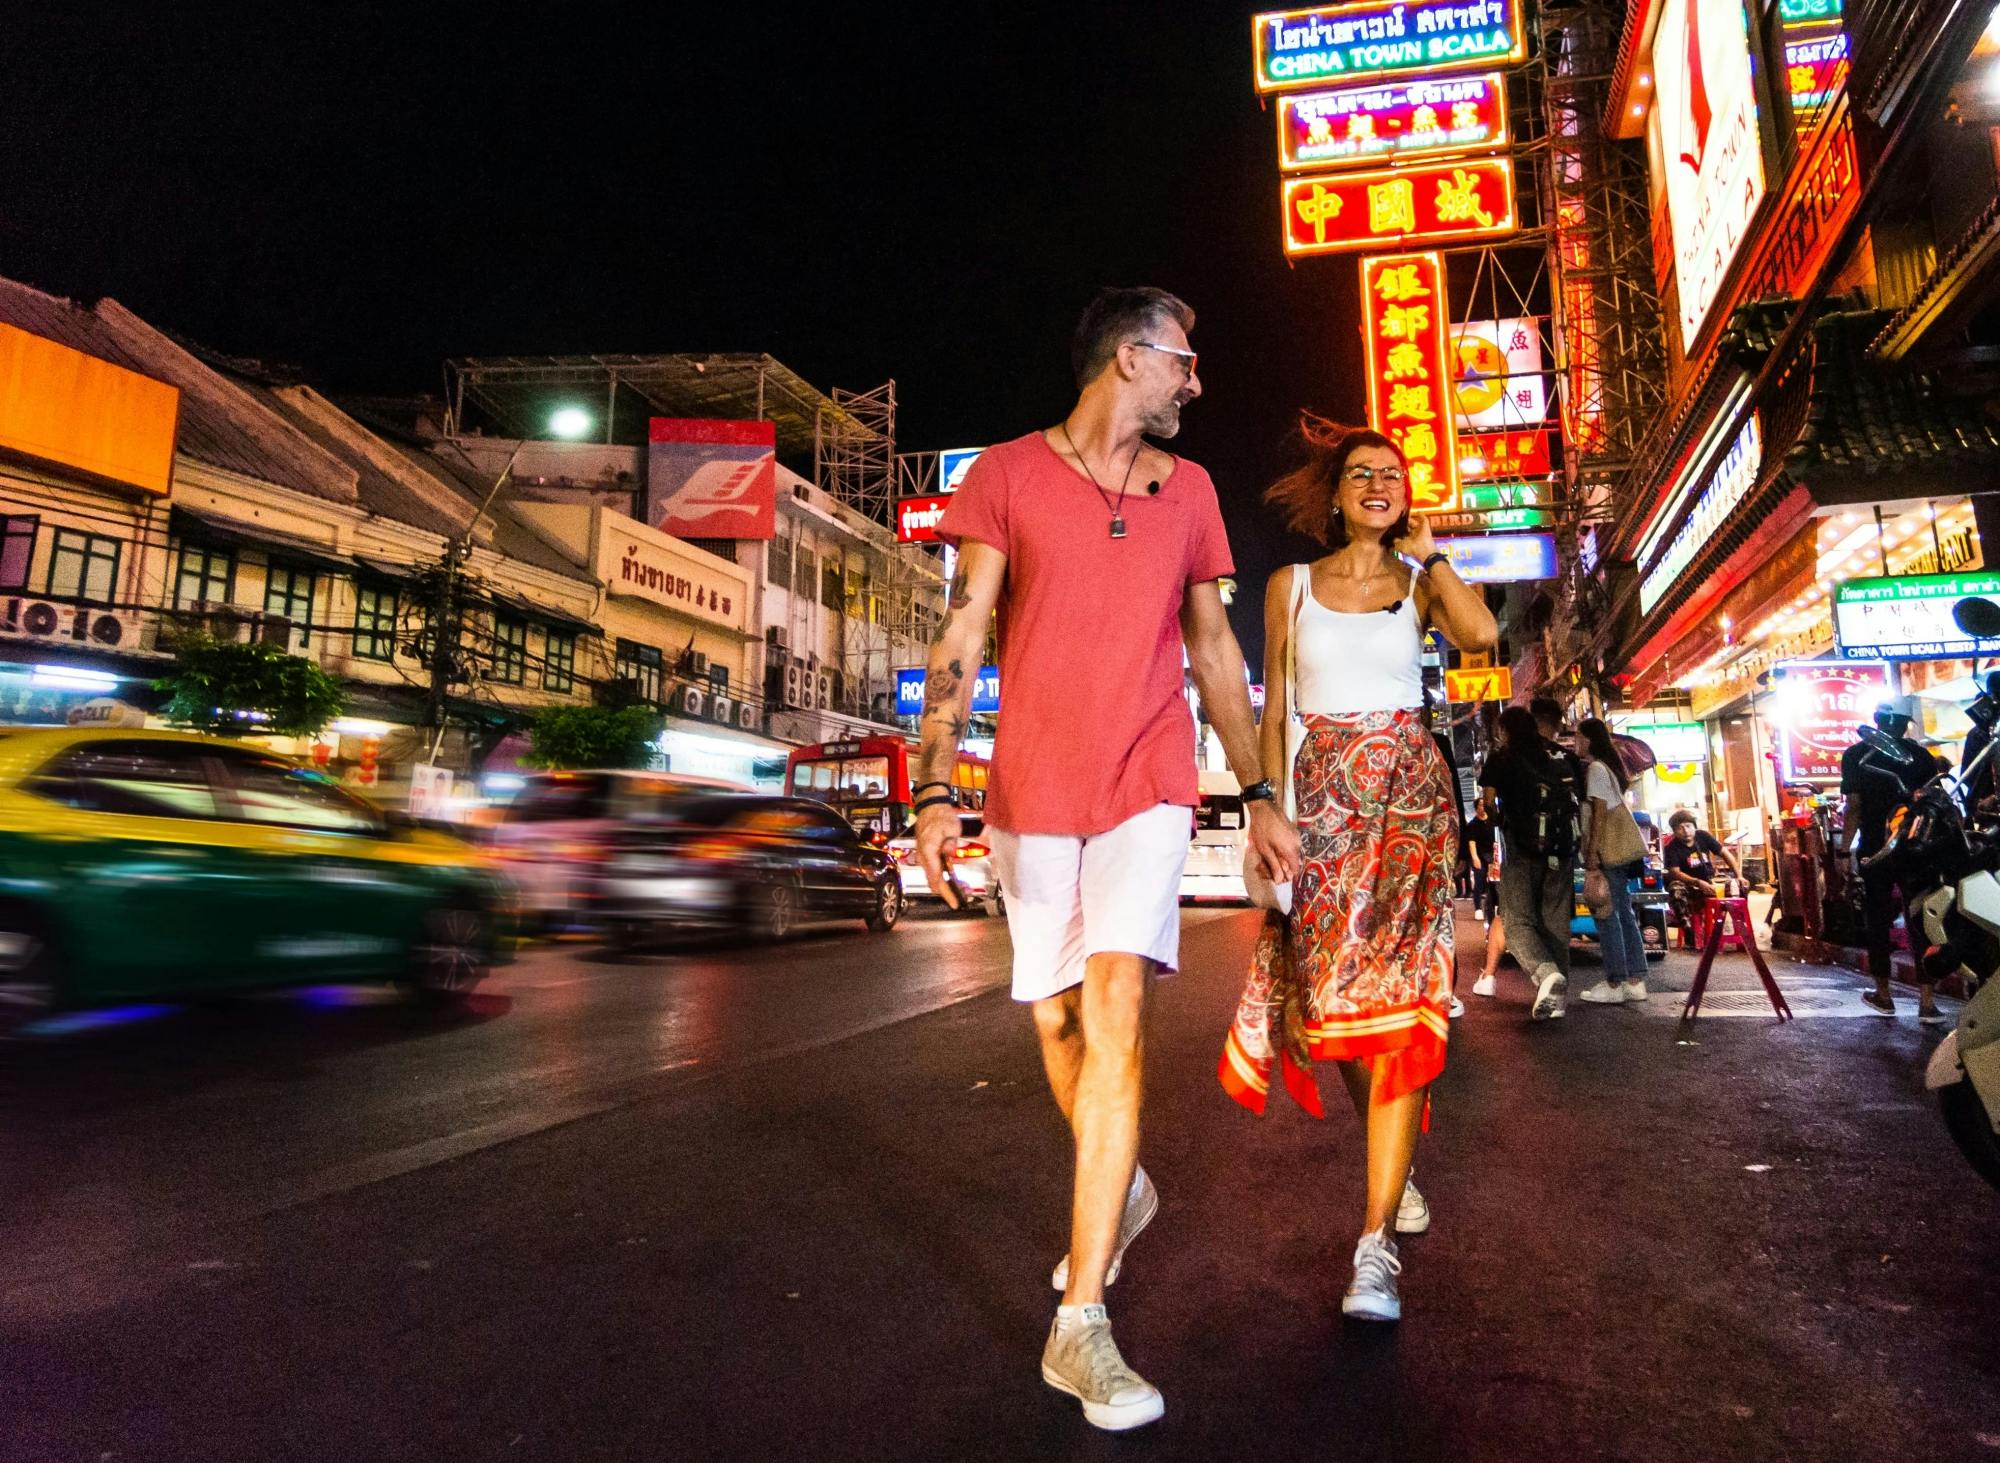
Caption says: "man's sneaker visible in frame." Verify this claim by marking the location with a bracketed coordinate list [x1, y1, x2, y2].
[1532, 967, 1568, 1021]
[1471, 973, 1498, 998]
[1041, 1304, 1164, 1431]
[1051, 1166, 1158, 1291]
[1619, 980, 1649, 1002]
[1576, 980, 1626, 1004]
[1394, 1178, 1430, 1235]
[1919, 1008, 1949, 1027]
[1341, 1228, 1403, 1322]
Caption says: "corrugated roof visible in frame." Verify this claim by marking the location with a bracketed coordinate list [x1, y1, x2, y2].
[0, 278, 360, 505]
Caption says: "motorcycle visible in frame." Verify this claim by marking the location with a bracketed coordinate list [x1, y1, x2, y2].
[1860, 595, 2000, 1190]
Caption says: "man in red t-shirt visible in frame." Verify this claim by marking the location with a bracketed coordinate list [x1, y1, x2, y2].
[915, 287, 1300, 1432]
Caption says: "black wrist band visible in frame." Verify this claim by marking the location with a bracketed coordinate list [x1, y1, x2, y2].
[1240, 779, 1277, 805]
[1421, 551, 1451, 575]
[912, 781, 953, 797]
[914, 793, 957, 813]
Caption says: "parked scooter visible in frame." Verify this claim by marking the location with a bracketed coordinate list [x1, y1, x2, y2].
[1861, 596, 2000, 1190]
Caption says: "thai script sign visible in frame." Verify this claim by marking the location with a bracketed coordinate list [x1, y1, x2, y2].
[1444, 666, 1512, 702]
[1834, 572, 2000, 660]
[606, 518, 744, 627]
[1638, 414, 1764, 614]
[896, 494, 951, 544]
[1253, 0, 1526, 91]
[645, 418, 776, 541]
[1770, 659, 1888, 781]
[1284, 156, 1516, 254]
[1435, 532, 1557, 582]
[1276, 73, 1508, 170]
[1360, 250, 1460, 513]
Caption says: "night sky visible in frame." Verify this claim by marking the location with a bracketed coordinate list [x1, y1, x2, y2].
[6, 4, 1414, 661]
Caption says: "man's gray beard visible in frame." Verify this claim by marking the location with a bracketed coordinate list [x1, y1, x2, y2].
[1141, 401, 1184, 437]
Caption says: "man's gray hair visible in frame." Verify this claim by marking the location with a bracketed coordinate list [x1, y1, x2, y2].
[1071, 287, 1194, 390]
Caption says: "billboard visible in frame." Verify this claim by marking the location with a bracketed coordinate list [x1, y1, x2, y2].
[1445, 666, 1513, 703]
[645, 419, 776, 541]
[896, 666, 1000, 717]
[1834, 572, 2000, 660]
[1458, 427, 1550, 481]
[1450, 317, 1546, 430]
[1282, 157, 1516, 255]
[1637, 415, 1764, 614]
[1653, 0, 1767, 349]
[1253, 0, 1526, 92]
[1435, 532, 1558, 582]
[0, 323, 179, 497]
[1276, 73, 1508, 170]
[896, 494, 951, 544]
[1770, 660, 1889, 781]
[1360, 251, 1459, 514]
[1460, 480, 1548, 510]
[939, 447, 983, 493]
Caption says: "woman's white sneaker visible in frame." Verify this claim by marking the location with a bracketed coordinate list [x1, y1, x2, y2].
[1531, 968, 1568, 1020]
[1576, 980, 1627, 1004]
[1041, 1304, 1164, 1431]
[1471, 973, 1498, 997]
[1619, 980, 1648, 1001]
[1341, 1228, 1403, 1322]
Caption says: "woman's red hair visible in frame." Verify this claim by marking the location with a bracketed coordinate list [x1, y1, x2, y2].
[1264, 412, 1407, 547]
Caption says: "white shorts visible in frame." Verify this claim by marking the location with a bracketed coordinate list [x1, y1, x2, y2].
[987, 802, 1193, 1003]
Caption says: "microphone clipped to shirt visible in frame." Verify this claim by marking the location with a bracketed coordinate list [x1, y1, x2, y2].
[1145, 480, 1160, 495]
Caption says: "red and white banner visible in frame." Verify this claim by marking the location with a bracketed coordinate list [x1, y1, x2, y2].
[896, 494, 951, 544]
[646, 418, 776, 541]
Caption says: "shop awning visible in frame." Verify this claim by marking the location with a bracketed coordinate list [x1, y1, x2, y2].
[660, 712, 791, 756]
[170, 505, 354, 577]
[482, 587, 600, 637]
[353, 554, 424, 584]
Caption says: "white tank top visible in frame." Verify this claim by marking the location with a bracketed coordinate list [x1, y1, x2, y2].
[1290, 562, 1425, 715]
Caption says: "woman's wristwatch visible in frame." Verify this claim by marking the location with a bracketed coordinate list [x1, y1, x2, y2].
[1420, 550, 1452, 576]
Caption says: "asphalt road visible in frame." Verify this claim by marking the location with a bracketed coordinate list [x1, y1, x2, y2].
[3, 905, 1996, 1463]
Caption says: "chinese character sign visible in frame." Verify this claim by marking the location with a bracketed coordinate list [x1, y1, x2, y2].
[1450, 317, 1547, 429]
[1253, 0, 1526, 91]
[1277, 73, 1508, 170]
[1360, 251, 1460, 514]
[1282, 157, 1516, 255]
[1458, 428, 1551, 480]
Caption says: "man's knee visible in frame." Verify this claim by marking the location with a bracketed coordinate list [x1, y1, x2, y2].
[1032, 988, 1082, 1046]
[1080, 954, 1150, 1057]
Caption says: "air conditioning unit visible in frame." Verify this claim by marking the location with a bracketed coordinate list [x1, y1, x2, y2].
[783, 661, 804, 708]
[711, 694, 734, 725]
[679, 687, 707, 719]
[681, 649, 710, 677]
[737, 703, 759, 731]
[766, 625, 788, 652]
[816, 670, 834, 709]
[4, 599, 139, 649]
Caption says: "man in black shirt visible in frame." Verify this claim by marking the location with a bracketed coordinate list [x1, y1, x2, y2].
[1663, 811, 1738, 930]
[1839, 696, 1945, 1022]
[1465, 804, 1497, 916]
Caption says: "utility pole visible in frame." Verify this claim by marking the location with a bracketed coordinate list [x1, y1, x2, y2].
[423, 440, 528, 760]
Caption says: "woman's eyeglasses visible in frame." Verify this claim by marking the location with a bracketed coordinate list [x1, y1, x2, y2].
[1343, 465, 1407, 487]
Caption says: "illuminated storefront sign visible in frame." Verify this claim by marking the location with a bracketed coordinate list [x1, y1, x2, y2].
[1652, 0, 1767, 349]
[1435, 532, 1557, 582]
[1450, 316, 1546, 429]
[0, 323, 180, 496]
[1283, 157, 1517, 253]
[1778, 0, 1841, 21]
[1458, 427, 1550, 480]
[1429, 505, 1548, 531]
[1770, 659, 1889, 781]
[1360, 250, 1460, 513]
[1834, 572, 2000, 660]
[938, 447, 983, 493]
[1253, 0, 1526, 91]
[896, 665, 1000, 716]
[1460, 481, 1547, 510]
[1785, 29, 1848, 115]
[1638, 414, 1764, 614]
[1276, 73, 1508, 169]
[1444, 666, 1513, 702]
[896, 494, 951, 544]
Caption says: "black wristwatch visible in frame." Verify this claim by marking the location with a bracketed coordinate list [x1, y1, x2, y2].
[1420, 550, 1452, 576]
[1240, 779, 1277, 805]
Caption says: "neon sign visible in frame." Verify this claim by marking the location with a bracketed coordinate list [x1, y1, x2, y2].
[1282, 156, 1516, 254]
[1253, 0, 1526, 91]
[1276, 73, 1508, 170]
[1458, 428, 1550, 480]
[1434, 532, 1558, 582]
[896, 494, 951, 544]
[1360, 250, 1460, 514]
[1638, 415, 1764, 613]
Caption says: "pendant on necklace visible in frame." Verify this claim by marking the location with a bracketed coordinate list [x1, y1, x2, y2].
[1110, 516, 1127, 539]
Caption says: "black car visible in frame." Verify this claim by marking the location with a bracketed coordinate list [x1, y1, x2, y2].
[591, 794, 903, 946]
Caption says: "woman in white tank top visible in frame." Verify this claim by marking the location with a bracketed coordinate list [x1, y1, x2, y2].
[1220, 419, 1497, 1323]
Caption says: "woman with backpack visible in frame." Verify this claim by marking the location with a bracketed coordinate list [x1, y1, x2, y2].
[1219, 420, 1497, 1325]
[1477, 705, 1578, 1021]
[1574, 717, 1651, 1005]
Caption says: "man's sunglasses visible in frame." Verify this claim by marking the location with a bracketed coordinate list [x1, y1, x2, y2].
[1133, 341, 1197, 377]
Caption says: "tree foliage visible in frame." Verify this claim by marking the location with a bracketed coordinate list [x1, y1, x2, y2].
[523, 704, 663, 770]
[154, 635, 348, 738]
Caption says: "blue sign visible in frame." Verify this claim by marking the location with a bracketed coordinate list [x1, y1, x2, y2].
[896, 665, 1000, 717]
[939, 447, 984, 494]
[1435, 532, 1557, 583]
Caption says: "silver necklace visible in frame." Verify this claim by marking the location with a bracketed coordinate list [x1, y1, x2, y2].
[1058, 423, 1140, 540]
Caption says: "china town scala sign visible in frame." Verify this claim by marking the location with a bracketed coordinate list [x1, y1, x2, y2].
[608, 527, 743, 627]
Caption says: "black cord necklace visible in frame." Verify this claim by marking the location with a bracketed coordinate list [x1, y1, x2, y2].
[1058, 422, 1140, 539]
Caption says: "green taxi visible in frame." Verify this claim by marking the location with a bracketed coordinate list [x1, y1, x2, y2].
[0, 728, 511, 1033]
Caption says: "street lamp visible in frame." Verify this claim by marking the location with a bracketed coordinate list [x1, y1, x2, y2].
[549, 406, 593, 440]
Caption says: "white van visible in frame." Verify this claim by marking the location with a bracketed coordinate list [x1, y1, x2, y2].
[1180, 768, 1250, 904]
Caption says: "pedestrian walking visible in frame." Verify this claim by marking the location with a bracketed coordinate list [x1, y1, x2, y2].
[1479, 705, 1580, 1020]
[1574, 717, 1652, 1004]
[1465, 802, 1496, 915]
[915, 286, 1302, 1432]
[1839, 696, 1947, 1024]
[1218, 418, 1497, 1324]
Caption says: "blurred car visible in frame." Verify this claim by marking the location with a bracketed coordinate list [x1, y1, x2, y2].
[485, 768, 748, 922]
[1181, 771, 1248, 904]
[592, 794, 903, 946]
[885, 811, 1001, 915]
[1571, 857, 1670, 960]
[0, 728, 510, 1033]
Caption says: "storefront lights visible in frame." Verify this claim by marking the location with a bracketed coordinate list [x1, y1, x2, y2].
[31, 665, 119, 692]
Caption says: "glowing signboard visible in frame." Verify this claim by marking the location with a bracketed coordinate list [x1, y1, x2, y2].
[1430, 505, 1549, 531]
[896, 494, 951, 544]
[1785, 29, 1848, 115]
[1653, 0, 1767, 349]
[1253, 0, 1526, 92]
[1451, 317, 1546, 429]
[1276, 73, 1508, 170]
[1458, 427, 1551, 480]
[896, 666, 1000, 717]
[1435, 532, 1558, 582]
[1360, 250, 1460, 514]
[1834, 572, 2000, 660]
[1637, 415, 1764, 614]
[1460, 480, 1548, 510]
[1778, 0, 1841, 21]
[938, 447, 983, 494]
[1770, 659, 1888, 781]
[1283, 157, 1517, 254]
[1445, 666, 1513, 703]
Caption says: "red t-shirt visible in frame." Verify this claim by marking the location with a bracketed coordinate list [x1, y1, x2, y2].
[936, 431, 1235, 836]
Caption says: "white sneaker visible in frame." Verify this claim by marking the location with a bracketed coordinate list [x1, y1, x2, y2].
[1619, 980, 1648, 1002]
[1471, 973, 1498, 998]
[1576, 980, 1627, 1004]
[1447, 994, 1465, 1019]
[1052, 1166, 1157, 1291]
[1341, 1228, 1403, 1322]
[1041, 1304, 1165, 1431]
[1394, 1178, 1430, 1235]
[1532, 967, 1568, 1021]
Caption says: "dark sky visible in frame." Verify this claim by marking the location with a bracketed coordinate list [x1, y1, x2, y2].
[5, 3, 1383, 661]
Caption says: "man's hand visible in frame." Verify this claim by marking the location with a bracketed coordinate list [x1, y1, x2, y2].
[914, 803, 965, 908]
[1246, 801, 1302, 885]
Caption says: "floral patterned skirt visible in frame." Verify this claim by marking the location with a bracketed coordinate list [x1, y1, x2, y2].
[1219, 708, 1455, 1117]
